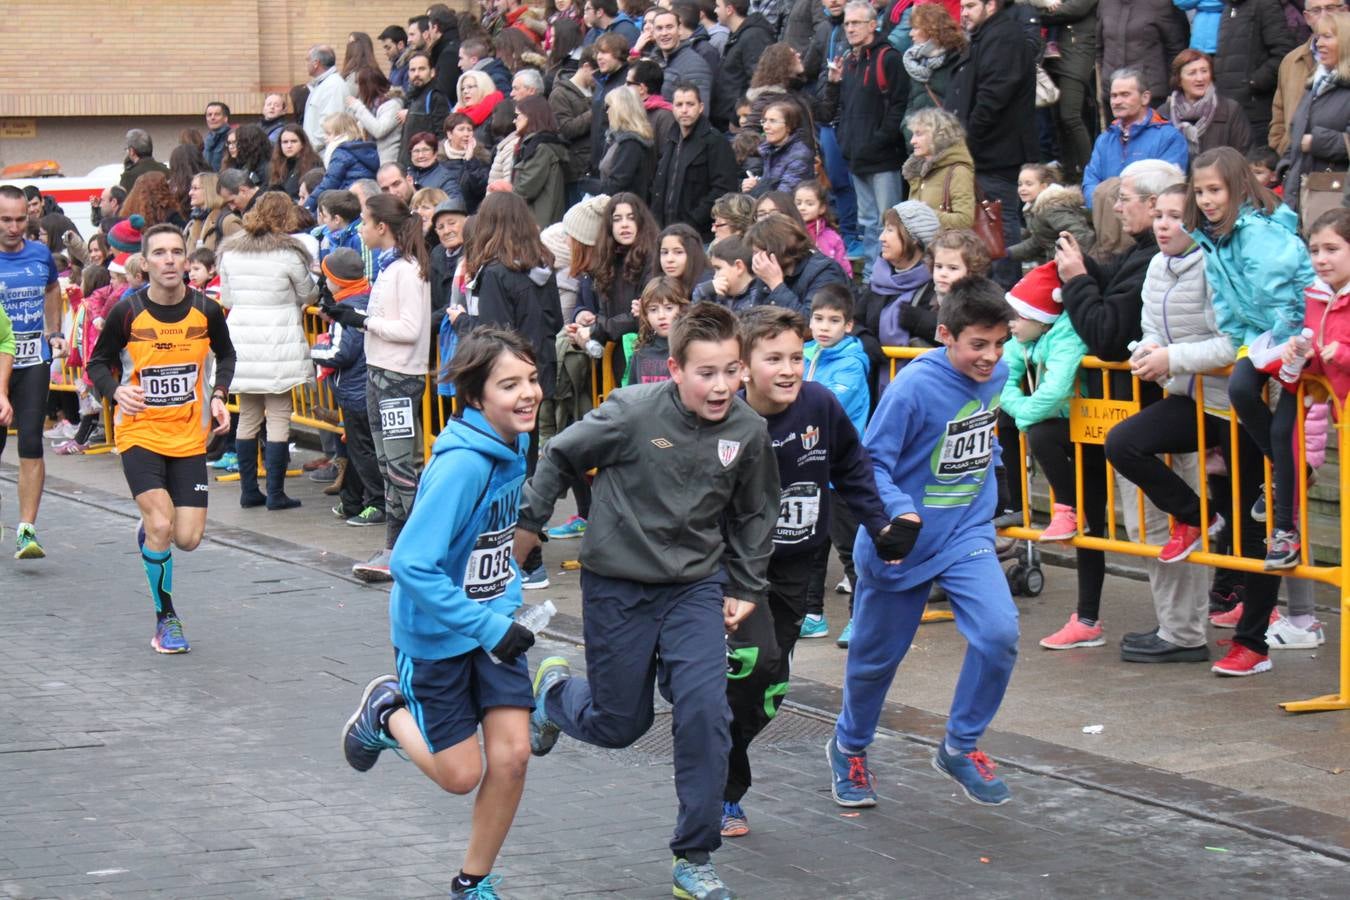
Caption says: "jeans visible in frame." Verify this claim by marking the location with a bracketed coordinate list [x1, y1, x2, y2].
[850, 168, 905, 280]
[818, 125, 858, 244]
[975, 171, 1022, 288]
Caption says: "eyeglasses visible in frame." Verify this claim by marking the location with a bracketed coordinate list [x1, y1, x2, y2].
[1307, 4, 1345, 15]
[843, 19, 873, 27]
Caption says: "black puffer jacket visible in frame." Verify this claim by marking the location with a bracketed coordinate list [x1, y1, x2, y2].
[469, 262, 564, 397]
[760, 251, 850, 314]
[1214, 0, 1299, 147]
[944, 5, 1038, 176]
[816, 36, 909, 175]
[1098, 0, 1189, 104]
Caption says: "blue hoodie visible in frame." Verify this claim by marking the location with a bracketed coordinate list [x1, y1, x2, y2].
[854, 347, 1006, 591]
[389, 407, 529, 660]
[805, 334, 871, 437]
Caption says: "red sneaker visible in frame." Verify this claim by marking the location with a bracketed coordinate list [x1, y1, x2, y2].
[1038, 613, 1105, 650]
[1158, 514, 1223, 564]
[1211, 641, 1272, 677]
[1039, 503, 1079, 543]
[1209, 603, 1279, 629]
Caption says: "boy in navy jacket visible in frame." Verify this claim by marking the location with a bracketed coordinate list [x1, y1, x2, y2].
[827, 277, 1022, 809]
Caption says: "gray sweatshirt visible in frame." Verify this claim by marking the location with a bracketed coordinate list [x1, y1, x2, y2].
[519, 381, 779, 603]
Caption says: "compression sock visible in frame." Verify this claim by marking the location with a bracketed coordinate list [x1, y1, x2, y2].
[453, 872, 486, 890]
[142, 547, 176, 620]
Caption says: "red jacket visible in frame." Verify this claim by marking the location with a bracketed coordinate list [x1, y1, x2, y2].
[1302, 279, 1350, 400]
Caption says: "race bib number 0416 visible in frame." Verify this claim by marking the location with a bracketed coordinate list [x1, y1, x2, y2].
[937, 408, 997, 478]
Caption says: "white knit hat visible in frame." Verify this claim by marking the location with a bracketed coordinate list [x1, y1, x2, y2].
[562, 194, 610, 246]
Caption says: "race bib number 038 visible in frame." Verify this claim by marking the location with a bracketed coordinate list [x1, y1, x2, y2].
[465, 525, 515, 602]
[937, 408, 997, 478]
[378, 397, 416, 440]
[140, 363, 199, 407]
[13, 332, 42, 368]
[774, 481, 821, 545]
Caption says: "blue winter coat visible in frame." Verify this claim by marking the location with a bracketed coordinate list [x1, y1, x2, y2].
[1082, 111, 1190, 207]
[1190, 203, 1313, 347]
[305, 140, 381, 212]
[806, 335, 872, 437]
[1175, 0, 1224, 54]
[309, 290, 369, 410]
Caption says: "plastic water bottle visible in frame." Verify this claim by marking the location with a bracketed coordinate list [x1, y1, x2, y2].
[1278, 328, 1315, 385]
[491, 600, 557, 664]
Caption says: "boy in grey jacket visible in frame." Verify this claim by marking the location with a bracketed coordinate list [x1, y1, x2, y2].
[515, 302, 779, 900]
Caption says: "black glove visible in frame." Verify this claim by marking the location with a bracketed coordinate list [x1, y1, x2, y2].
[326, 303, 368, 330]
[490, 621, 536, 664]
[873, 516, 922, 562]
[995, 465, 1012, 514]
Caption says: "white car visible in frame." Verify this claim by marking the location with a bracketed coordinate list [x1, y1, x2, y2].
[3, 163, 123, 240]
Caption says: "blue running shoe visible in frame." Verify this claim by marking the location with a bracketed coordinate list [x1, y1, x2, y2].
[827, 736, 876, 807]
[835, 618, 853, 649]
[720, 801, 749, 838]
[529, 657, 570, 756]
[799, 613, 828, 639]
[450, 873, 502, 899]
[673, 857, 736, 899]
[14, 524, 45, 560]
[341, 674, 403, 772]
[208, 451, 237, 470]
[546, 515, 587, 540]
[151, 616, 190, 654]
[933, 745, 1010, 806]
[521, 565, 550, 590]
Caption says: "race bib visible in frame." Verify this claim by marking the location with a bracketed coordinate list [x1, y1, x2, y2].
[464, 525, 515, 602]
[774, 481, 821, 545]
[937, 408, 997, 478]
[140, 363, 199, 407]
[378, 396, 416, 440]
[13, 332, 42, 368]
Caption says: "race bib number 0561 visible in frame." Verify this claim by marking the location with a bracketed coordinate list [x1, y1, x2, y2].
[937, 408, 997, 478]
[378, 397, 416, 440]
[465, 525, 515, 602]
[140, 363, 199, 407]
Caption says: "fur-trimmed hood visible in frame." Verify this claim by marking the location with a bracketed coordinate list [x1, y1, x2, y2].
[219, 228, 314, 266]
[1030, 183, 1085, 216]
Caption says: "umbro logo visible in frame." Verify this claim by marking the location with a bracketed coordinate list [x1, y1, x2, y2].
[651, 438, 673, 449]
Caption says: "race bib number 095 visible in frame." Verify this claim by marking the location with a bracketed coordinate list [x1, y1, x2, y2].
[378, 397, 416, 440]
[465, 525, 515, 602]
[774, 481, 821, 545]
[140, 363, 199, 407]
[937, 408, 997, 478]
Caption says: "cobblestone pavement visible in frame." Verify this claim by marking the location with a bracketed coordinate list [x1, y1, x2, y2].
[0, 484, 1347, 898]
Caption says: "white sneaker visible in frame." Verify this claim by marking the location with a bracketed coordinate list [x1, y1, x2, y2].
[43, 421, 77, 440]
[835, 574, 852, 594]
[1265, 616, 1325, 650]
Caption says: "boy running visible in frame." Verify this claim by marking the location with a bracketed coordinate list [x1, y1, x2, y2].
[515, 302, 779, 900]
[828, 277, 1021, 808]
[722, 306, 899, 840]
[86, 225, 235, 653]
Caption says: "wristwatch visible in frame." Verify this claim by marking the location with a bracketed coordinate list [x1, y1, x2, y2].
[46, 331, 64, 341]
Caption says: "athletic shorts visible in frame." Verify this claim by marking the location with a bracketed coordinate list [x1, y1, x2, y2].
[0, 364, 50, 460]
[120, 446, 209, 508]
[395, 647, 534, 753]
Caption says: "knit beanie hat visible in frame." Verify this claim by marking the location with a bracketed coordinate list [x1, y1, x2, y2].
[108, 214, 145, 253]
[321, 247, 366, 284]
[540, 221, 571, 269]
[1006, 261, 1063, 324]
[889, 200, 940, 250]
[562, 194, 610, 247]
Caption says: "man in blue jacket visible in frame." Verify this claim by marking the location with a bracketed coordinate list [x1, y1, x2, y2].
[1082, 68, 1189, 208]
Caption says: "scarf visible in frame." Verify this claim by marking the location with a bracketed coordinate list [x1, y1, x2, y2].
[457, 90, 504, 126]
[443, 140, 472, 160]
[1312, 63, 1337, 98]
[902, 40, 947, 84]
[1167, 87, 1218, 156]
[871, 259, 931, 347]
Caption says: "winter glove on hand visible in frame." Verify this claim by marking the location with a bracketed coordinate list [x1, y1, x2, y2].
[326, 303, 369, 330]
[873, 517, 922, 562]
[995, 465, 1012, 513]
[491, 622, 536, 664]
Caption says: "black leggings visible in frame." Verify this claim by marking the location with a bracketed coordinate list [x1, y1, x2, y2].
[1105, 394, 1228, 526]
[1228, 358, 1299, 531]
[1026, 418, 1108, 620]
[0, 365, 50, 460]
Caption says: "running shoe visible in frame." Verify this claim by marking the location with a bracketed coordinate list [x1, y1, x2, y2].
[1038, 613, 1105, 650]
[151, 616, 190, 654]
[53, 439, 87, 455]
[302, 455, 335, 472]
[208, 451, 238, 470]
[1039, 503, 1078, 543]
[826, 736, 877, 807]
[1158, 513, 1223, 564]
[1266, 616, 1325, 650]
[933, 745, 1010, 805]
[836, 573, 852, 594]
[673, 857, 737, 900]
[1211, 641, 1272, 677]
[799, 613, 828, 639]
[521, 565, 550, 590]
[450, 874, 503, 899]
[1209, 602, 1279, 629]
[836, 618, 853, 648]
[529, 657, 571, 756]
[308, 462, 340, 483]
[42, 420, 78, 440]
[720, 801, 749, 838]
[1263, 529, 1300, 570]
[546, 515, 587, 539]
[1251, 493, 1267, 523]
[332, 504, 355, 520]
[346, 506, 387, 527]
[14, 524, 45, 560]
[352, 548, 393, 583]
[341, 674, 403, 771]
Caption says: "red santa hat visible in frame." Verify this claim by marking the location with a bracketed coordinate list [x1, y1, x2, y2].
[1006, 262, 1063, 324]
[108, 251, 131, 275]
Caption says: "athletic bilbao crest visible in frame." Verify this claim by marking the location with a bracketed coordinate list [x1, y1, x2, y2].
[800, 426, 819, 450]
[718, 439, 741, 467]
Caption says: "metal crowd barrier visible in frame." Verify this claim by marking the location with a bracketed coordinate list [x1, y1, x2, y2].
[885, 346, 1349, 714]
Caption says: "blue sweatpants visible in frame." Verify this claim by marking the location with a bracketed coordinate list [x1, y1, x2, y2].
[836, 544, 1019, 753]
[545, 570, 731, 858]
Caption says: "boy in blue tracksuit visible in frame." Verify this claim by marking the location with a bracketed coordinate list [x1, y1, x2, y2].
[828, 277, 1021, 808]
[801, 284, 872, 644]
[340, 328, 544, 900]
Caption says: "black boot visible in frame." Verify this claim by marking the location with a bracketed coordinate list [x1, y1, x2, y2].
[264, 441, 301, 510]
[236, 438, 266, 508]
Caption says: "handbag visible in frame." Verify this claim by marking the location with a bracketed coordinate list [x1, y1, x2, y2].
[942, 164, 1007, 259]
[1298, 135, 1350, 236]
[1035, 65, 1060, 109]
